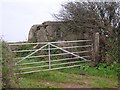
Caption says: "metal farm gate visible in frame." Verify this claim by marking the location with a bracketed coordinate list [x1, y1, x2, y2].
[8, 39, 93, 74]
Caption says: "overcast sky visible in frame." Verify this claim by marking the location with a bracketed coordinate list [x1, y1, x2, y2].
[1, 0, 75, 42]
[1, 0, 117, 42]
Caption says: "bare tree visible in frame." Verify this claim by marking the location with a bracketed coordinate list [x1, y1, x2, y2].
[54, 1, 120, 64]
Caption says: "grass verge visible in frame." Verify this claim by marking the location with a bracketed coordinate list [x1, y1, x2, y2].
[18, 66, 118, 88]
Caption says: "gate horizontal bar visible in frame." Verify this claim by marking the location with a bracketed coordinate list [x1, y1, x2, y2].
[9, 40, 92, 46]
[15, 51, 90, 59]
[51, 56, 90, 62]
[50, 43, 88, 62]
[17, 64, 49, 70]
[51, 51, 90, 57]
[16, 60, 49, 66]
[51, 60, 90, 66]
[17, 63, 89, 74]
[16, 56, 90, 66]
[12, 45, 92, 53]
[17, 60, 90, 70]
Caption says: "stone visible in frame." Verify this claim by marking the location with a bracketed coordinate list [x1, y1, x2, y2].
[28, 21, 93, 43]
[28, 21, 64, 42]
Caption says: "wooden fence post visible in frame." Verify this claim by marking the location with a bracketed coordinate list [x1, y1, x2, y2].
[92, 32, 100, 66]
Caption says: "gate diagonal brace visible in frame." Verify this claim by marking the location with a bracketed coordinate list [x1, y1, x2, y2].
[16, 43, 49, 65]
[50, 43, 88, 61]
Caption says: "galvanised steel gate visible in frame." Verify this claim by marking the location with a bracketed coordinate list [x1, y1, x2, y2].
[8, 40, 92, 74]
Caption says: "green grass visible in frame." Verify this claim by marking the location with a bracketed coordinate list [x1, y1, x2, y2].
[59, 63, 118, 79]
[21, 70, 81, 83]
[19, 77, 58, 88]
[15, 57, 119, 88]
[93, 79, 117, 88]
[79, 63, 119, 78]
[18, 65, 118, 88]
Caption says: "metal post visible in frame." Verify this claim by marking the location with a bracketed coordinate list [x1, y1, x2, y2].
[48, 43, 51, 69]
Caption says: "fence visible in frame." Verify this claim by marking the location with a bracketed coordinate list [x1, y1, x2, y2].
[8, 39, 93, 74]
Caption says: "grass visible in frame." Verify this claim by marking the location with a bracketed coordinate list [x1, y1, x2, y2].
[18, 64, 119, 88]
[59, 63, 118, 79]
[15, 56, 119, 88]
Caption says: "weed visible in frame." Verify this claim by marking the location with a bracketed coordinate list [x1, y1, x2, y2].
[79, 63, 118, 78]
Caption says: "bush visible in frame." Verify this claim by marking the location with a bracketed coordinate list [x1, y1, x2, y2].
[2, 41, 19, 88]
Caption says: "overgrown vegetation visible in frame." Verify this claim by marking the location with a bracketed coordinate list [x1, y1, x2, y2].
[54, 1, 120, 64]
[61, 63, 119, 79]
[54, 1, 120, 87]
[2, 42, 19, 88]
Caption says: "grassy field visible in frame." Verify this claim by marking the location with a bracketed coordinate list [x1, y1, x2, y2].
[18, 64, 119, 88]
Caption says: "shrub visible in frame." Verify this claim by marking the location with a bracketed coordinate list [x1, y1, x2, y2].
[2, 41, 19, 88]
